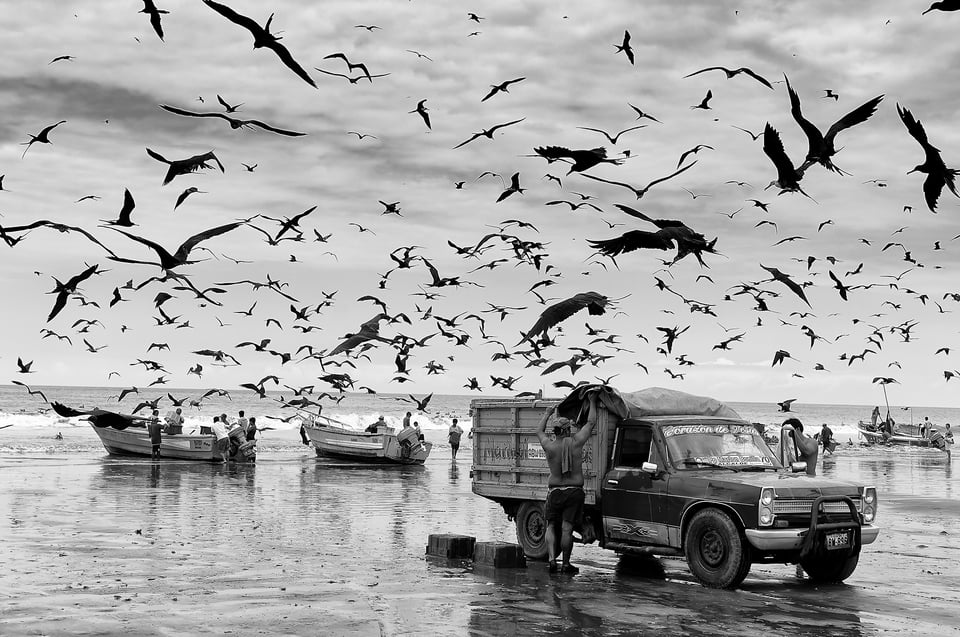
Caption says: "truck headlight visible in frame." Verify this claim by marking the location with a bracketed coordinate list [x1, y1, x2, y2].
[759, 487, 774, 526]
[861, 486, 877, 523]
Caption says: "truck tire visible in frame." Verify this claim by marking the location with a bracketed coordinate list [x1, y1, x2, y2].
[684, 508, 751, 589]
[799, 552, 859, 583]
[515, 501, 549, 561]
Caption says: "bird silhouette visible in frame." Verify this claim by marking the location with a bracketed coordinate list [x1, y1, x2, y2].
[690, 90, 713, 110]
[146, 148, 225, 185]
[21, 120, 67, 158]
[496, 173, 525, 202]
[101, 189, 137, 226]
[579, 161, 697, 199]
[46, 263, 100, 322]
[677, 144, 714, 167]
[158, 104, 306, 136]
[453, 118, 525, 149]
[762, 123, 811, 197]
[481, 77, 526, 101]
[106, 222, 244, 270]
[923, 1, 960, 14]
[784, 76, 883, 174]
[314, 67, 390, 84]
[627, 104, 661, 123]
[202, 0, 316, 88]
[16, 358, 35, 374]
[589, 204, 718, 267]
[614, 30, 634, 64]
[684, 65, 773, 89]
[520, 292, 612, 344]
[897, 103, 959, 212]
[174, 187, 206, 210]
[11, 380, 47, 403]
[534, 146, 622, 173]
[759, 264, 812, 308]
[410, 99, 431, 129]
[139, 0, 168, 40]
[576, 125, 646, 145]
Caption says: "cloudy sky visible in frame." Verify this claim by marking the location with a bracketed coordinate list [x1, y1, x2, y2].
[2, 0, 960, 408]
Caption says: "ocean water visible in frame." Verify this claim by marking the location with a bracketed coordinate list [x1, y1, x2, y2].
[2, 384, 958, 455]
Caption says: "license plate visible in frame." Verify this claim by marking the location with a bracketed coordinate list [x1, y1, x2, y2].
[826, 531, 850, 550]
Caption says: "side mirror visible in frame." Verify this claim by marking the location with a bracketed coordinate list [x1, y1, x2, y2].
[790, 461, 807, 473]
[642, 461, 659, 475]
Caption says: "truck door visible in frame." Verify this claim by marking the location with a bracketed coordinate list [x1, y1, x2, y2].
[602, 422, 671, 546]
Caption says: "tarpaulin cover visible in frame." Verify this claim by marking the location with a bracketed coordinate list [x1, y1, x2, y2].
[556, 384, 741, 424]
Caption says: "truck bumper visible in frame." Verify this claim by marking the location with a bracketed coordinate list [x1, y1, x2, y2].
[745, 524, 879, 551]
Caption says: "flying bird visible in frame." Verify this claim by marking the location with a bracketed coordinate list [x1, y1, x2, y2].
[11, 380, 48, 403]
[589, 204, 718, 267]
[453, 118, 525, 149]
[46, 263, 100, 322]
[520, 292, 612, 344]
[533, 146, 622, 174]
[627, 104, 661, 123]
[897, 103, 959, 212]
[690, 90, 713, 110]
[614, 30, 634, 64]
[16, 358, 35, 374]
[139, 0, 168, 40]
[784, 76, 883, 174]
[762, 123, 811, 197]
[321, 52, 376, 81]
[579, 161, 697, 199]
[923, 1, 960, 14]
[100, 189, 137, 226]
[759, 264, 812, 308]
[106, 222, 245, 270]
[21, 120, 67, 158]
[158, 104, 307, 136]
[146, 148, 224, 185]
[684, 65, 774, 89]
[410, 99, 431, 130]
[496, 173, 525, 202]
[676, 144, 714, 167]
[202, 0, 317, 88]
[174, 187, 206, 210]
[576, 125, 646, 145]
[481, 77, 526, 102]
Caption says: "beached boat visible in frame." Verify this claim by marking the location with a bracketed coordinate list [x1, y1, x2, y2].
[857, 422, 930, 447]
[91, 423, 256, 462]
[301, 417, 432, 465]
[51, 401, 255, 462]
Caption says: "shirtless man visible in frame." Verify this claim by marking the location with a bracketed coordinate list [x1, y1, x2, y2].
[534, 394, 597, 574]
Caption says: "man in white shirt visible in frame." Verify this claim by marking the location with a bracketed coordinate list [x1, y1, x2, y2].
[211, 417, 230, 463]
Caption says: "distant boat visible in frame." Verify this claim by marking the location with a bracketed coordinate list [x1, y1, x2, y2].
[301, 416, 432, 465]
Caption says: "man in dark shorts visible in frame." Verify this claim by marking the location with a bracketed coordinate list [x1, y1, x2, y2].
[535, 393, 598, 574]
[148, 409, 162, 459]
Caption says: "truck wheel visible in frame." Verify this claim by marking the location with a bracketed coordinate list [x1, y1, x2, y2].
[684, 508, 751, 589]
[799, 552, 859, 583]
[515, 501, 549, 561]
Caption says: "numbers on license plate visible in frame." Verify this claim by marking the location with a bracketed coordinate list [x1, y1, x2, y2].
[826, 531, 850, 549]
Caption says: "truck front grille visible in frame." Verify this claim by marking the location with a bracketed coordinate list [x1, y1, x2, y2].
[772, 498, 861, 514]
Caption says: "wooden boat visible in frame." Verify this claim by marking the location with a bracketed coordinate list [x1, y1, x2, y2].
[48, 402, 254, 462]
[857, 421, 930, 447]
[91, 423, 256, 462]
[302, 416, 432, 465]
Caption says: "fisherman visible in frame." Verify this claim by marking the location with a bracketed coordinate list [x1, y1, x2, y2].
[148, 409, 162, 460]
[871, 405, 881, 428]
[245, 416, 258, 442]
[366, 415, 386, 433]
[534, 393, 598, 575]
[819, 423, 836, 455]
[164, 407, 184, 434]
[211, 416, 230, 463]
[237, 410, 248, 432]
[448, 418, 464, 459]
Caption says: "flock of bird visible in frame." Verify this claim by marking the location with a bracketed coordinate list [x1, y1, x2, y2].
[4, 2, 960, 420]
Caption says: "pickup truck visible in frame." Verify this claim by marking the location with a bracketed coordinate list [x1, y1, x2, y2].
[470, 386, 879, 589]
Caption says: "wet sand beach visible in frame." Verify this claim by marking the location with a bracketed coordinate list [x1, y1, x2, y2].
[1, 431, 959, 636]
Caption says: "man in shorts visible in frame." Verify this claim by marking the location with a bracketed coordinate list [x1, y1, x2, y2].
[148, 409, 162, 459]
[534, 393, 598, 574]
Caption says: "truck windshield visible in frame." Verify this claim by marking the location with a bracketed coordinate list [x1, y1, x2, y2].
[661, 423, 780, 470]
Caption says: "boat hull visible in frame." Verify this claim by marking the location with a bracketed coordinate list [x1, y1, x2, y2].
[857, 424, 930, 447]
[304, 423, 432, 465]
[91, 424, 255, 461]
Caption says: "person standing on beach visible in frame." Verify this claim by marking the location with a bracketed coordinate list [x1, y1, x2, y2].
[403, 411, 412, 429]
[245, 416, 258, 442]
[211, 416, 230, 462]
[921, 417, 932, 438]
[534, 393, 598, 575]
[871, 406, 881, 428]
[237, 411, 248, 432]
[783, 418, 819, 475]
[820, 423, 836, 455]
[448, 418, 464, 459]
[148, 409, 162, 459]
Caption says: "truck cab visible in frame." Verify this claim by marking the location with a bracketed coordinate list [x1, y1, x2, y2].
[471, 387, 879, 589]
